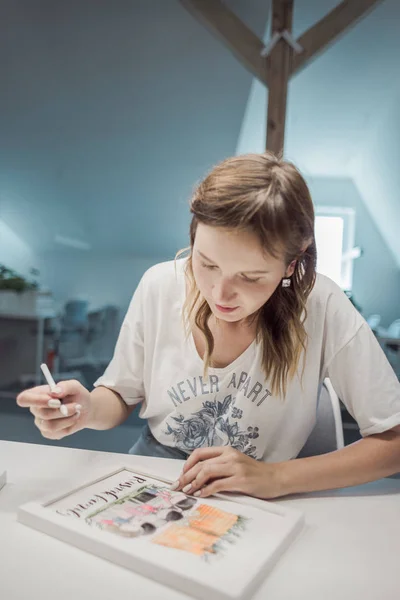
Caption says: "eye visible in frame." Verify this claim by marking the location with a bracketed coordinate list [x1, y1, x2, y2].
[201, 261, 217, 270]
[241, 275, 262, 284]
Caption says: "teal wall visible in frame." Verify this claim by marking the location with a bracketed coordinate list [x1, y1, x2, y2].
[308, 177, 400, 327]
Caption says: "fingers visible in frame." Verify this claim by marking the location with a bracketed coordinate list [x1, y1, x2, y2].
[17, 379, 83, 409]
[172, 460, 234, 496]
[182, 446, 233, 474]
[35, 410, 82, 440]
[45, 379, 83, 400]
[17, 380, 85, 441]
[172, 447, 245, 498]
[17, 388, 58, 409]
[30, 403, 82, 421]
[195, 476, 237, 498]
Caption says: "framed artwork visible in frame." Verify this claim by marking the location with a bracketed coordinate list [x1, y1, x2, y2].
[18, 465, 303, 600]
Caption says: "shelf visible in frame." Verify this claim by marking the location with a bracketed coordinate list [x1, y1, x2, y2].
[0, 312, 56, 321]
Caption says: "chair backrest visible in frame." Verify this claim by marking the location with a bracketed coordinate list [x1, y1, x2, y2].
[297, 378, 344, 458]
[387, 319, 400, 338]
[366, 314, 381, 331]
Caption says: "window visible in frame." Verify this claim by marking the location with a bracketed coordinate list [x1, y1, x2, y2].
[314, 207, 356, 290]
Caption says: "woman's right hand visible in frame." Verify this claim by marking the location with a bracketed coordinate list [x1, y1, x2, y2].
[16, 379, 92, 440]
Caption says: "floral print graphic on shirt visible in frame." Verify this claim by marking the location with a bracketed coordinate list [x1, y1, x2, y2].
[164, 394, 260, 459]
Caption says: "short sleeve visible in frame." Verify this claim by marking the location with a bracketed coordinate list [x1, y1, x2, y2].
[93, 278, 145, 406]
[327, 323, 400, 436]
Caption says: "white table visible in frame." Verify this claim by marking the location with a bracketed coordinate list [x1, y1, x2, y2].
[1, 440, 400, 600]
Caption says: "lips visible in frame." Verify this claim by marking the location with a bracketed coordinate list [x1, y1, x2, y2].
[215, 304, 238, 313]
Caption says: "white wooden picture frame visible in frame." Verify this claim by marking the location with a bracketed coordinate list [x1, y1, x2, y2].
[18, 465, 303, 600]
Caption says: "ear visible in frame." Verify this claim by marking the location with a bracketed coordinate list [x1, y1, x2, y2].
[286, 259, 297, 278]
[285, 240, 311, 277]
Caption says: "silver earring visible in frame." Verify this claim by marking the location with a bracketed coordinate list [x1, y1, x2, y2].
[282, 278, 291, 288]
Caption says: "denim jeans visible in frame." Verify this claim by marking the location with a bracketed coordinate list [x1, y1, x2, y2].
[129, 424, 189, 460]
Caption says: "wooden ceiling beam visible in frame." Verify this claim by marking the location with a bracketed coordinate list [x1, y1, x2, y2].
[266, 0, 294, 155]
[291, 0, 386, 75]
[181, 0, 386, 155]
[180, 0, 269, 86]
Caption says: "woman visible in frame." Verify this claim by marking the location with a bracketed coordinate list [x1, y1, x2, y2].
[17, 152, 400, 499]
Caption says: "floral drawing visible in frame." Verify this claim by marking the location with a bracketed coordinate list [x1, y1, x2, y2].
[164, 395, 259, 459]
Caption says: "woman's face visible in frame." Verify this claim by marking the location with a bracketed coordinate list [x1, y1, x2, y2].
[192, 223, 295, 324]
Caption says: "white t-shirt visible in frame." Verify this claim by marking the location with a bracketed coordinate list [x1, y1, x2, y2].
[94, 259, 400, 462]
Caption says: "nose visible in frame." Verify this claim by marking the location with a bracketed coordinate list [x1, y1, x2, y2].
[212, 278, 237, 305]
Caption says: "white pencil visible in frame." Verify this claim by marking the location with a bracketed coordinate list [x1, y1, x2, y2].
[40, 363, 57, 392]
[40, 363, 68, 415]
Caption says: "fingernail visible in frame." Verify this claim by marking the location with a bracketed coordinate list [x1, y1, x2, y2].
[47, 399, 61, 408]
[59, 405, 68, 417]
[182, 484, 192, 494]
[169, 481, 180, 491]
[193, 490, 202, 497]
[52, 386, 62, 394]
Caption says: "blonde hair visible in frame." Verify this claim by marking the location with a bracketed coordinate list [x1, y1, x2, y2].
[177, 152, 316, 397]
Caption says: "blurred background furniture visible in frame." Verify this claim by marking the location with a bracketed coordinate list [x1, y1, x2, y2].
[366, 315, 400, 379]
[0, 312, 56, 389]
[298, 378, 344, 458]
[0, 301, 119, 396]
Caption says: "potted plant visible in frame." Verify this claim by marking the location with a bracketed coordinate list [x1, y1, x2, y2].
[0, 265, 40, 314]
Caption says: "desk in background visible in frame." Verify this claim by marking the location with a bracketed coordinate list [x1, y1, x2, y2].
[0, 311, 55, 390]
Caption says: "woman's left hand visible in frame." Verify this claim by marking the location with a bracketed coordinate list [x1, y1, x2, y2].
[171, 446, 282, 499]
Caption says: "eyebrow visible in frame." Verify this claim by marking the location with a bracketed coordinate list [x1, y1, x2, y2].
[197, 251, 269, 274]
